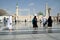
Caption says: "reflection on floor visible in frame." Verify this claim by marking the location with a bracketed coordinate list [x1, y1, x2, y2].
[0, 22, 60, 35]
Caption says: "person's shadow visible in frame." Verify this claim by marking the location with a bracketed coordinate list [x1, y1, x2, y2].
[47, 27, 52, 33]
[32, 27, 38, 34]
[25, 22, 27, 26]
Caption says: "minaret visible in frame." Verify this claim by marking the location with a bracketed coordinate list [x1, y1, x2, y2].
[45, 3, 49, 19]
[16, 1, 19, 21]
[16, 2, 19, 16]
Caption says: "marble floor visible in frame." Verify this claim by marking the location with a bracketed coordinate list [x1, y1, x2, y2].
[0, 22, 60, 40]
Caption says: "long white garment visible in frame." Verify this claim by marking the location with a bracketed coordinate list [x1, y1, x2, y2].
[41, 17, 47, 24]
[7, 16, 12, 29]
[9, 16, 12, 23]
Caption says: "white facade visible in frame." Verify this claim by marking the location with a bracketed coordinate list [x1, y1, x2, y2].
[12, 15, 43, 22]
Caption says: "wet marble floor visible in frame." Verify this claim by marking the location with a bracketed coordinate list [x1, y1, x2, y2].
[0, 22, 60, 40]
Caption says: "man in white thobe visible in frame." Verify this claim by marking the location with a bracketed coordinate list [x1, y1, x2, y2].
[41, 17, 47, 27]
[7, 16, 12, 32]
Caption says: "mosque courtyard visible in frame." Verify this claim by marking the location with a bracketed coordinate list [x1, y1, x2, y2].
[0, 22, 60, 40]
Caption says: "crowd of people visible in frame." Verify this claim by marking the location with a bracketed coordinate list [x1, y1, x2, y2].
[3, 16, 53, 32]
[3, 16, 12, 32]
[32, 16, 53, 29]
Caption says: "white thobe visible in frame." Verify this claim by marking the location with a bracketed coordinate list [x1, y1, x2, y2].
[7, 16, 12, 29]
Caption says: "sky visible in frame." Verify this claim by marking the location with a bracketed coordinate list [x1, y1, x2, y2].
[0, 0, 60, 16]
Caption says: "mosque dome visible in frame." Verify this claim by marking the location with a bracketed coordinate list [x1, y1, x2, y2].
[0, 9, 8, 16]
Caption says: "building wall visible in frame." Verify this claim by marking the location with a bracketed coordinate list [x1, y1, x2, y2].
[12, 15, 43, 22]
[1, 15, 60, 22]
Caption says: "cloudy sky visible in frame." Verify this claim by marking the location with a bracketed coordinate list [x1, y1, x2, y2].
[0, 0, 60, 16]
